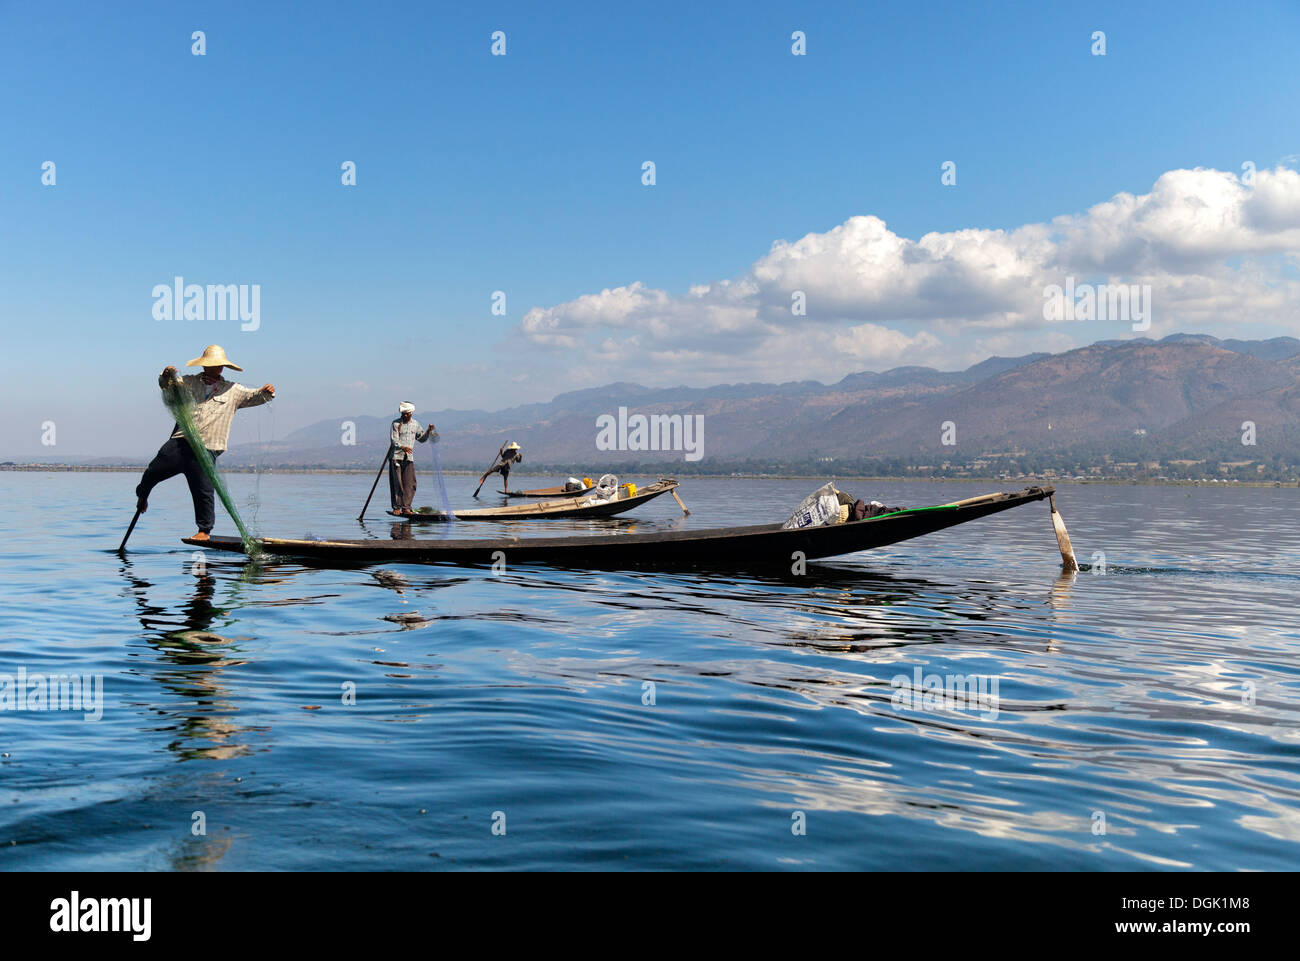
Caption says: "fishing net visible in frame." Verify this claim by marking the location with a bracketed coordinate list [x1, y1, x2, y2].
[161, 381, 262, 558]
[245, 400, 272, 532]
[428, 435, 454, 523]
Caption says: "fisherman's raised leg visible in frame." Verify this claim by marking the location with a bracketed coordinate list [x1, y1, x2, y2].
[134, 437, 188, 513]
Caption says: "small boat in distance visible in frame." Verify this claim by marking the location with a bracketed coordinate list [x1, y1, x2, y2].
[388, 479, 680, 521]
[188, 486, 1060, 569]
[501, 481, 595, 497]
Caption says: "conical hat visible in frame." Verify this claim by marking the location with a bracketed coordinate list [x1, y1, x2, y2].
[186, 345, 243, 371]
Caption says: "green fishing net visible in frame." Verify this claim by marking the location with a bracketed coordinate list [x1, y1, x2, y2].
[161, 380, 262, 557]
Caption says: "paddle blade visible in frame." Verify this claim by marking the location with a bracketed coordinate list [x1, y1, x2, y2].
[1049, 496, 1078, 573]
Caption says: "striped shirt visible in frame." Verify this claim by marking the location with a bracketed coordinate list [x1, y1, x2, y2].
[163, 374, 271, 452]
[390, 418, 433, 462]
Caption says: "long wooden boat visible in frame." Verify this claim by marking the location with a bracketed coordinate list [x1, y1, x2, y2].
[387, 479, 678, 522]
[186, 486, 1055, 568]
[501, 482, 594, 498]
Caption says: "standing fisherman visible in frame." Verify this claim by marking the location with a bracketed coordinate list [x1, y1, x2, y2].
[389, 401, 437, 516]
[134, 345, 275, 541]
[472, 441, 523, 497]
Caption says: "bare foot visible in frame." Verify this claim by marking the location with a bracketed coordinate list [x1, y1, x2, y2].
[191, 531, 210, 541]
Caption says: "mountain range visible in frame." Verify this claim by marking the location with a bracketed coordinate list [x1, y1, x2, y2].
[16, 333, 1291, 474]
[200, 333, 1300, 473]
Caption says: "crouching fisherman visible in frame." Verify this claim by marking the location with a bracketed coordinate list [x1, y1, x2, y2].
[472, 441, 523, 497]
[134, 345, 275, 541]
[389, 401, 437, 516]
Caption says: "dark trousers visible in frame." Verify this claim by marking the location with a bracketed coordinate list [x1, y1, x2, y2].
[392, 460, 417, 510]
[136, 437, 221, 532]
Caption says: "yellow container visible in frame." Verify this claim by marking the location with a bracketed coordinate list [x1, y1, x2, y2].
[622, 482, 637, 497]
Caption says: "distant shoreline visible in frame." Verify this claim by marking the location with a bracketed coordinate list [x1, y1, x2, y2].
[1, 465, 1294, 488]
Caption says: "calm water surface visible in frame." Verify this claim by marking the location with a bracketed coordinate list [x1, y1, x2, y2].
[2, 471, 1298, 870]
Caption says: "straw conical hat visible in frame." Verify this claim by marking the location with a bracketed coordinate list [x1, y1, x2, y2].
[186, 345, 243, 371]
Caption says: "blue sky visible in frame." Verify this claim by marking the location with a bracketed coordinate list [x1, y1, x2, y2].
[2, 0, 1298, 457]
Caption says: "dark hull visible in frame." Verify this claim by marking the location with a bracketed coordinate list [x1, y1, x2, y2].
[186, 486, 1054, 568]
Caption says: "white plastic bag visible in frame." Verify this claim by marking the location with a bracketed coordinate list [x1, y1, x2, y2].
[782, 483, 842, 530]
[582, 474, 620, 505]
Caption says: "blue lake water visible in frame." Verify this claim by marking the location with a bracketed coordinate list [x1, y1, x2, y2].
[1, 471, 1298, 870]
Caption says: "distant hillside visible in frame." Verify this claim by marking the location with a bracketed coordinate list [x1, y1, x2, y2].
[204, 333, 1300, 475]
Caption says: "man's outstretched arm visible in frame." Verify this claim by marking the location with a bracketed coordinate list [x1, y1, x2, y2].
[236, 382, 276, 408]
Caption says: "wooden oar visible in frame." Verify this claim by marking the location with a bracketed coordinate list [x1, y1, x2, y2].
[942, 492, 1005, 508]
[472, 451, 504, 498]
[941, 490, 1078, 571]
[671, 489, 690, 515]
[359, 446, 393, 520]
[1049, 494, 1079, 572]
[117, 508, 142, 553]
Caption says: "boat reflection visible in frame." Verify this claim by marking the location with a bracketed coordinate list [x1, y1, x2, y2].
[118, 556, 264, 764]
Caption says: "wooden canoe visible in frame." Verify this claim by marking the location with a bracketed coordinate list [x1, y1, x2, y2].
[500, 483, 594, 498]
[390, 479, 678, 521]
[186, 486, 1055, 568]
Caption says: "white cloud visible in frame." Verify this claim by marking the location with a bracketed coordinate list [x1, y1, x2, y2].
[514, 166, 1300, 386]
[1056, 167, 1300, 271]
